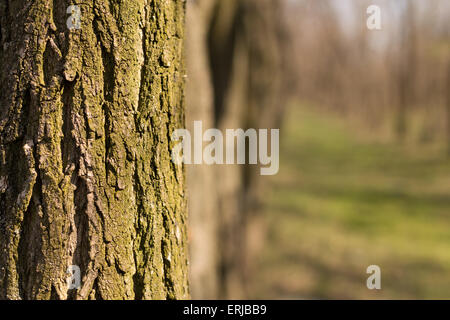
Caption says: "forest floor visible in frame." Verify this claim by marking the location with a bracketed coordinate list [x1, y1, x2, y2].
[250, 104, 450, 299]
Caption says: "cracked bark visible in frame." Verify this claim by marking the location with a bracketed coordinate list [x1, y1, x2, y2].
[0, 0, 188, 300]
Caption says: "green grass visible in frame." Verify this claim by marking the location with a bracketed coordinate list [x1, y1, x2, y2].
[250, 105, 450, 299]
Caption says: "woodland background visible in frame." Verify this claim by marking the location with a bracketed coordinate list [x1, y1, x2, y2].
[185, 0, 450, 299]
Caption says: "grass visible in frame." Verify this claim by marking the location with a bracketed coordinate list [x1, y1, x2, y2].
[250, 104, 450, 299]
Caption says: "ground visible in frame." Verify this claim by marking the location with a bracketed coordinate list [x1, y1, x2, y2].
[250, 104, 450, 299]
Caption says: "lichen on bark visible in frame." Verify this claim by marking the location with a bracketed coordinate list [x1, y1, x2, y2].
[0, 0, 188, 300]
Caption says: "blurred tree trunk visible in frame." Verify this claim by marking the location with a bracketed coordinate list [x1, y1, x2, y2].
[208, 0, 246, 299]
[239, 0, 288, 295]
[447, 62, 450, 154]
[185, 0, 245, 299]
[396, 1, 417, 141]
[0, 0, 188, 300]
[185, 0, 288, 299]
[185, 0, 220, 299]
[210, 0, 287, 298]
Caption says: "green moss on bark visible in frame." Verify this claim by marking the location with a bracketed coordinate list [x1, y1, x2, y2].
[0, 0, 188, 300]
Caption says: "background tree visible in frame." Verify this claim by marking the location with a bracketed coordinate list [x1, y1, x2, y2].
[185, 0, 219, 299]
[447, 61, 450, 154]
[395, 0, 417, 141]
[0, 0, 188, 300]
[186, 0, 289, 299]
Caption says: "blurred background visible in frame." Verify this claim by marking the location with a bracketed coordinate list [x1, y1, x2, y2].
[185, 0, 450, 299]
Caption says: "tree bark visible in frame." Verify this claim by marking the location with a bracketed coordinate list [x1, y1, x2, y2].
[0, 0, 188, 300]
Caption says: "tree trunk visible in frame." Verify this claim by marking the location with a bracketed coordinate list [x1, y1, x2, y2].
[208, 0, 247, 298]
[185, 0, 289, 299]
[396, 1, 417, 141]
[240, 0, 287, 294]
[185, 0, 219, 299]
[447, 61, 450, 155]
[0, 0, 188, 300]
[208, 0, 287, 298]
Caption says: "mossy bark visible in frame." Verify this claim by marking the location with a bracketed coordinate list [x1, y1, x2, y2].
[0, 0, 188, 300]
